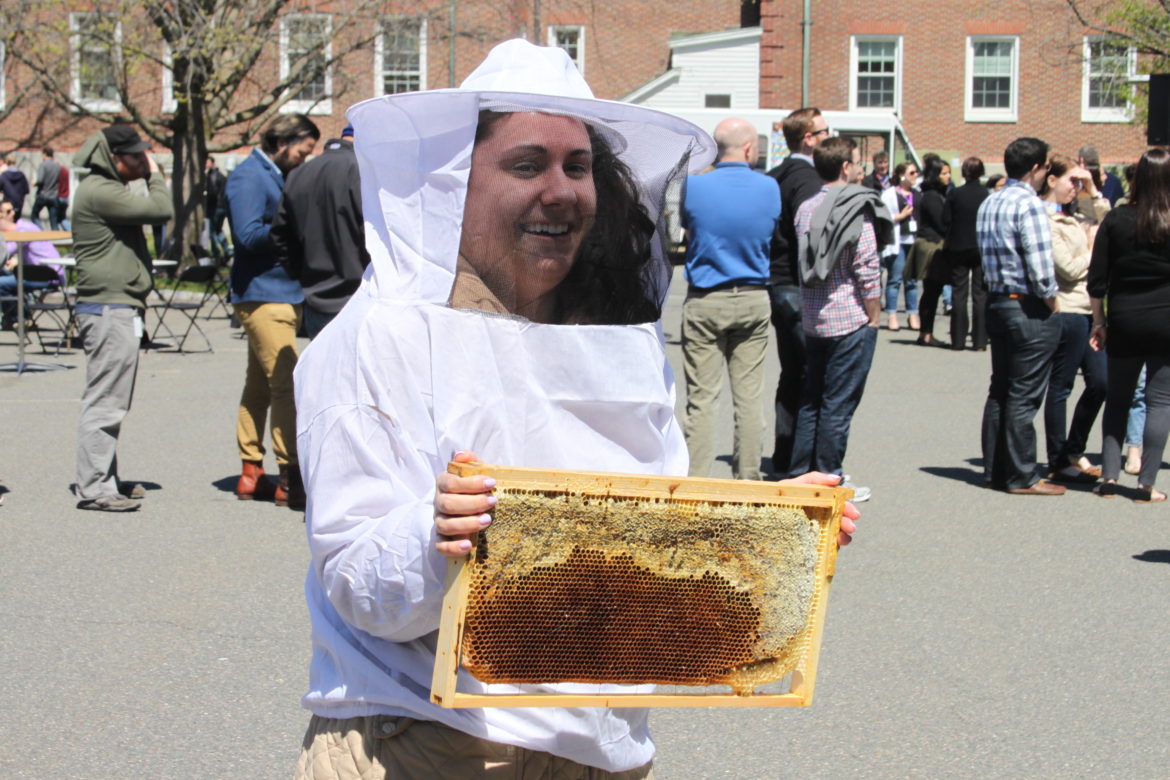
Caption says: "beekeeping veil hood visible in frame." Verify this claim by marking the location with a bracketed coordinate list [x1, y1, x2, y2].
[297, 42, 717, 769]
[346, 38, 716, 305]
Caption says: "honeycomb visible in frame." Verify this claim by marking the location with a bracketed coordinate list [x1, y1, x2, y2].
[461, 488, 827, 695]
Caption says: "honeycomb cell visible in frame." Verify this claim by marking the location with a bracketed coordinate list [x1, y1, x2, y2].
[461, 489, 821, 693]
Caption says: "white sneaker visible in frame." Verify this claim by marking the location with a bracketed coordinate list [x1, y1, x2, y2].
[841, 476, 871, 502]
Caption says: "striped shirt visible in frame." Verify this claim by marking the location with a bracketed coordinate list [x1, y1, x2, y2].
[976, 179, 1057, 298]
[795, 186, 881, 338]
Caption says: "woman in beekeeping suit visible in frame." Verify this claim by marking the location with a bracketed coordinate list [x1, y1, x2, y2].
[294, 39, 857, 778]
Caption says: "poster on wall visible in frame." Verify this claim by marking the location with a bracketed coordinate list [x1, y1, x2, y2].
[769, 122, 790, 170]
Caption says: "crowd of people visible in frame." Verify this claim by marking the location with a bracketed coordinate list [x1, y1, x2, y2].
[846, 136, 1169, 502]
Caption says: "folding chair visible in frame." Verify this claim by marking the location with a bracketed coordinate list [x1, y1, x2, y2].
[22, 264, 75, 355]
[146, 264, 218, 353]
[190, 243, 232, 320]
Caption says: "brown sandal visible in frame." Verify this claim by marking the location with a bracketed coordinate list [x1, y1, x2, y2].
[1092, 481, 1118, 498]
[1134, 487, 1167, 504]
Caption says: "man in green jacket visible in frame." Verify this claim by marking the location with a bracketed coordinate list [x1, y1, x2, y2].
[73, 125, 173, 512]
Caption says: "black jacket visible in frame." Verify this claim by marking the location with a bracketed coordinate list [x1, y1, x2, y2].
[915, 188, 948, 243]
[860, 172, 887, 193]
[766, 155, 824, 286]
[941, 181, 989, 252]
[0, 168, 30, 215]
[270, 138, 371, 314]
[205, 166, 226, 215]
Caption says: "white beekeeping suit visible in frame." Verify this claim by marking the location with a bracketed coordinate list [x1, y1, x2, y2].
[294, 39, 715, 772]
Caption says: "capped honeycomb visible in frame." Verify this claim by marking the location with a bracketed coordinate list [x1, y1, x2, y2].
[461, 488, 828, 695]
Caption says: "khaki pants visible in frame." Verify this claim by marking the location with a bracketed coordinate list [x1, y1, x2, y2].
[681, 286, 771, 480]
[234, 301, 301, 465]
[295, 714, 654, 780]
[75, 306, 140, 500]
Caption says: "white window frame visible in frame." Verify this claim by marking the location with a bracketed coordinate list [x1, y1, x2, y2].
[161, 45, 176, 115]
[548, 25, 585, 74]
[849, 35, 902, 115]
[70, 12, 123, 113]
[965, 35, 1019, 123]
[1082, 35, 1138, 123]
[374, 15, 427, 96]
[280, 13, 332, 115]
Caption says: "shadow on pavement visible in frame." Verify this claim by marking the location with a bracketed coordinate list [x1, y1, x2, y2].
[920, 465, 985, 487]
[211, 475, 238, 494]
[1132, 550, 1170, 565]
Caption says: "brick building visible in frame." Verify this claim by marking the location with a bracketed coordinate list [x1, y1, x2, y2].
[759, 0, 1150, 170]
[0, 0, 749, 158]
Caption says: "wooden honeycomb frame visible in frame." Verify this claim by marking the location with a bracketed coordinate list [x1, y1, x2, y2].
[432, 462, 850, 708]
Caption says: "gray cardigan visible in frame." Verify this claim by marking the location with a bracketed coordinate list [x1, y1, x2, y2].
[798, 184, 894, 285]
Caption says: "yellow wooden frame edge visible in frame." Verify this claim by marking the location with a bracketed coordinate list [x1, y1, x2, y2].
[431, 462, 846, 708]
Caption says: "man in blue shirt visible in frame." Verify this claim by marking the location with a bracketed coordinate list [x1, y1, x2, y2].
[680, 118, 779, 480]
[226, 113, 319, 509]
[977, 137, 1065, 496]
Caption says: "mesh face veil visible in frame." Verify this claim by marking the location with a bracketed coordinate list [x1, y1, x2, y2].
[451, 110, 693, 325]
[345, 39, 714, 318]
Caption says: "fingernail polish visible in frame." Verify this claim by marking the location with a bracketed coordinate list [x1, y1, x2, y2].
[486, 495, 498, 507]
[458, 539, 472, 551]
[479, 513, 492, 526]
[483, 478, 497, 488]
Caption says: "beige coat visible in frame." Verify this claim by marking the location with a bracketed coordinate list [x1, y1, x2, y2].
[1049, 197, 1109, 315]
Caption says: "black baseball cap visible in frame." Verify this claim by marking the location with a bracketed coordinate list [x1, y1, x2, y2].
[102, 125, 151, 155]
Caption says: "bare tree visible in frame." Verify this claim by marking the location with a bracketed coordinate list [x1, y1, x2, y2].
[1065, 0, 1170, 61]
[1064, 0, 1170, 127]
[0, 25, 51, 152]
[6, 0, 393, 261]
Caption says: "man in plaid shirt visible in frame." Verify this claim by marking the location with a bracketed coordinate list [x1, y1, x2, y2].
[976, 137, 1065, 496]
[787, 136, 885, 488]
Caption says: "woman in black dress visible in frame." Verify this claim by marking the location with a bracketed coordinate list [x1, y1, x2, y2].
[907, 157, 951, 345]
[1089, 147, 1170, 502]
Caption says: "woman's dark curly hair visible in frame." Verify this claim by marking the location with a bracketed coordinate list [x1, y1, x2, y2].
[475, 111, 663, 325]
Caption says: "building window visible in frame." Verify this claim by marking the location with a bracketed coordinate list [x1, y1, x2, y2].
[1083, 36, 1136, 123]
[965, 36, 1018, 122]
[376, 16, 426, 95]
[549, 25, 584, 73]
[71, 13, 122, 113]
[281, 14, 332, 115]
[850, 36, 901, 113]
[0, 42, 6, 111]
[705, 94, 731, 109]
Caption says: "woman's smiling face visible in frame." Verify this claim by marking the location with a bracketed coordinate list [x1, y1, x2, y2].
[458, 112, 596, 320]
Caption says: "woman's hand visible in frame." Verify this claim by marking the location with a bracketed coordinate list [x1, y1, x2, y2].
[1090, 322, 1107, 351]
[778, 471, 859, 546]
[434, 450, 497, 558]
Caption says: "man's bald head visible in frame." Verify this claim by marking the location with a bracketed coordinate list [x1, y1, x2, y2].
[713, 118, 759, 164]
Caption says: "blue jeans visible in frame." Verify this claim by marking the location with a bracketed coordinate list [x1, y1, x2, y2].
[787, 324, 878, 477]
[1127, 366, 1147, 447]
[1043, 313, 1107, 469]
[881, 246, 918, 313]
[981, 296, 1061, 489]
[0, 272, 53, 322]
[32, 195, 60, 230]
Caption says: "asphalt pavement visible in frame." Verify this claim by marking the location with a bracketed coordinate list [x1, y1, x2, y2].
[1, 268, 1167, 779]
